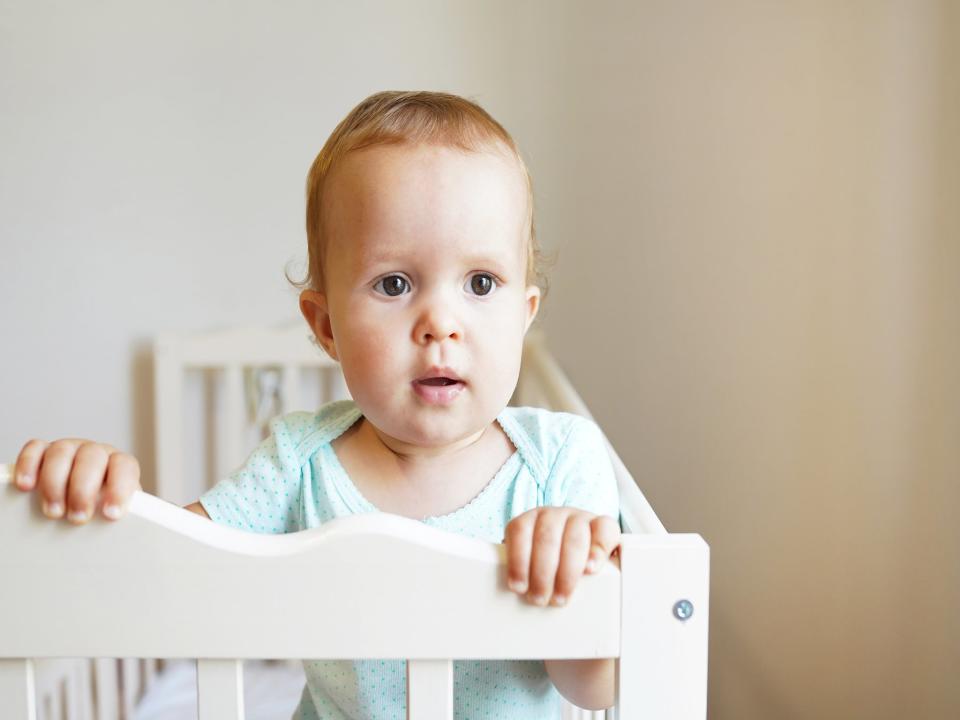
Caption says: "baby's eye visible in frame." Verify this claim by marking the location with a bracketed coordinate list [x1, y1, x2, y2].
[373, 274, 410, 297]
[466, 273, 497, 296]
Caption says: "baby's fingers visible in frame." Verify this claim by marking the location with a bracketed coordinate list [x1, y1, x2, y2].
[504, 508, 540, 595]
[14, 438, 137, 524]
[36, 439, 84, 518]
[99, 452, 141, 520]
[584, 515, 622, 574]
[66, 443, 115, 523]
[549, 514, 594, 606]
[14, 438, 49, 491]
[507, 507, 572, 605]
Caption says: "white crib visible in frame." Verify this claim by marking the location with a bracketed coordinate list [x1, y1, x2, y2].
[0, 325, 709, 720]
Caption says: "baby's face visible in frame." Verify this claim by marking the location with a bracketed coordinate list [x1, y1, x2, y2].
[302, 142, 540, 450]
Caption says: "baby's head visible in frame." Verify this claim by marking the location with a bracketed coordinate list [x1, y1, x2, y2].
[294, 91, 546, 450]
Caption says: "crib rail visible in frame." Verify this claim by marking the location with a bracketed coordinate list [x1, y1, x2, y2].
[0, 465, 709, 719]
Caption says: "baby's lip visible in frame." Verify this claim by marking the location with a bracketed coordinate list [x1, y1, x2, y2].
[414, 366, 464, 384]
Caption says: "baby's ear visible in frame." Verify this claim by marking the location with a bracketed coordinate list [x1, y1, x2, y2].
[523, 285, 541, 333]
[299, 290, 339, 361]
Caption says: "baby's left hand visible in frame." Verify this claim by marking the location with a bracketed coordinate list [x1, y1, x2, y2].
[504, 507, 621, 607]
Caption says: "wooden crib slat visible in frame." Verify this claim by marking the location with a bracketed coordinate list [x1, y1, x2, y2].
[155, 339, 185, 503]
[143, 657, 158, 691]
[0, 659, 37, 720]
[65, 660, 91, 720]
[406, 659, 453, 720]
[282, 363, 299, 413]
[120, 657, 140, 719]
[92, 659, 118, 720]
[197, 659, 245, 720]
[221, 365, 245, 481]
[321, 365, 335, 404]
[30, 659, 62, 720]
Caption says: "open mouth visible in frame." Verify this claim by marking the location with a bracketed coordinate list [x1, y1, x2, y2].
[412, 372, 466, 405]
[417, 377, 461, 386]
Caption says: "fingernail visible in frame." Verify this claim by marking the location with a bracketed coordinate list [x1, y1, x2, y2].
[586, 558, 598, 573]
[16, 474, 31, 489]
[43, 501, 64, 518]
[103, 504, 121, 520]
[552, 594, 567, 607]
[508, 579, 528, 594]
[68, 509, 89, 523]
[529, 594, 547, 606]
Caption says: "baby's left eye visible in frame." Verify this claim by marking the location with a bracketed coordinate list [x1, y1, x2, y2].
[373, 274, 410, 297]
[465, 273, 497, 296]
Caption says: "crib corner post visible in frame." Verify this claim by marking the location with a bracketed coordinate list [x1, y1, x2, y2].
[616, 534, 710, 719]
[0, 658, 37, 720]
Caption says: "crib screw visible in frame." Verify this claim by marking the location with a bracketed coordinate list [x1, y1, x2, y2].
[673, 599, 694, 621]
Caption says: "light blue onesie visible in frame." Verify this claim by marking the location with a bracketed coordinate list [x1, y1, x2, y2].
[198, 399, 620, 720]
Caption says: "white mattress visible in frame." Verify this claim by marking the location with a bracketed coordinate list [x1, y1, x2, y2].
[133, 660, 307, 720]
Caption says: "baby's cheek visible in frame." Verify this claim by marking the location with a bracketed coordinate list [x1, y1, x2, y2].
[491, 327, 523, 376]
[483, 347, 522, 409]
[338, 336, 393, 401]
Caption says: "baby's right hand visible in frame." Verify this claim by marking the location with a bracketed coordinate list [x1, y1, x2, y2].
[13, 439, 142, 524]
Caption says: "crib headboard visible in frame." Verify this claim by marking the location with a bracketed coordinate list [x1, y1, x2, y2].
[0, 464, 708, 719]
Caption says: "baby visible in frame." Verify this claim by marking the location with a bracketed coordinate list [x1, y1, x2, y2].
[14, 90, 622, 718]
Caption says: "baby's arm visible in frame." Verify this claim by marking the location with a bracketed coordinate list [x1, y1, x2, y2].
[505, 506, 619, 710]
[503, 415, 622, 710]
[183, 501, 210, 519]
[13, 438, 208, 522]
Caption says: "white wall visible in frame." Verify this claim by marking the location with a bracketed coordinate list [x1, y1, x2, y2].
[3, 2, 957, 719]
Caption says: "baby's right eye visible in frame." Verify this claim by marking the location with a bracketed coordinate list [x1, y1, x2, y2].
[373, 274, 410, 297]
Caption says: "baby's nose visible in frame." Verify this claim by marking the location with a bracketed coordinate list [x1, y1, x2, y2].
[413, 306, 462, 344]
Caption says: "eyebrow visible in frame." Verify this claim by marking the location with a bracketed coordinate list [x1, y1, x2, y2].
[462, 254, 512, 273]
[360, 251, 514, 275]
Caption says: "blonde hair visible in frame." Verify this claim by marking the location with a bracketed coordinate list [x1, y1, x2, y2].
[288, 90, 550, 297]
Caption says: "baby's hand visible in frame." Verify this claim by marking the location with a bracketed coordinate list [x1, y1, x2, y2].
[504, 507, 621, 607]
[13, 438, 141, 524]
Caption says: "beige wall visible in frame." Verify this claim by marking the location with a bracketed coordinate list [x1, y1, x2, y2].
[541, 2, 959, 718]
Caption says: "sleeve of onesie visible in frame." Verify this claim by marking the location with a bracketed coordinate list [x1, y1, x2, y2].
[198, 411, 314, 534]
[543, 415, 621, 526]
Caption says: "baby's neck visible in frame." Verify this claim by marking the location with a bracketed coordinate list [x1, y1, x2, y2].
[330, 414, 514, 520]
[364, 419, 488, 463]
[333, 416, 515, 510]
